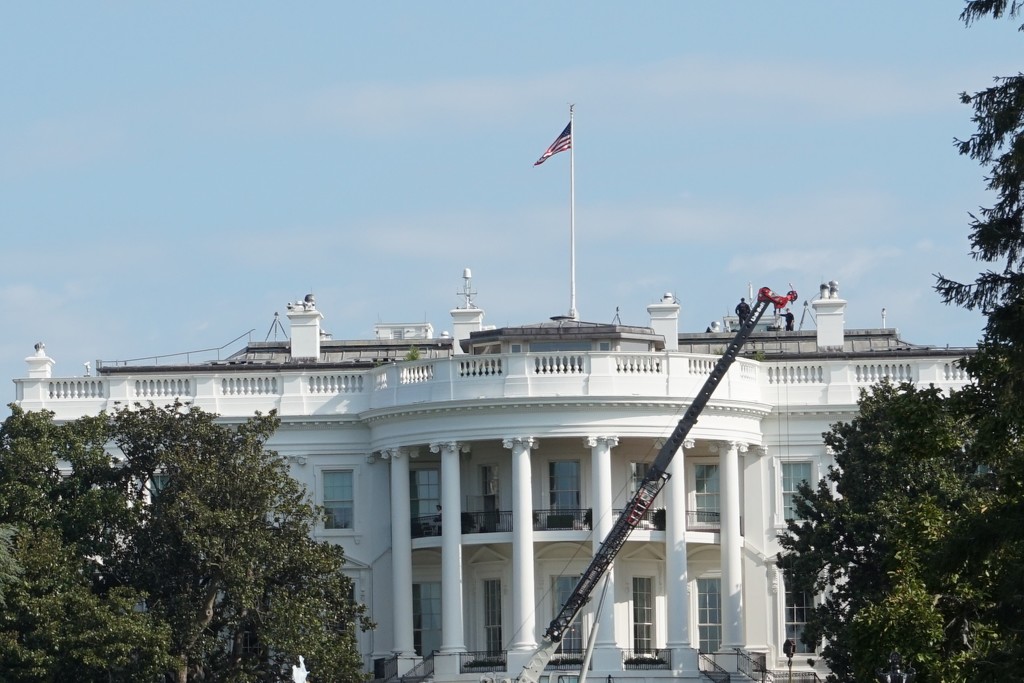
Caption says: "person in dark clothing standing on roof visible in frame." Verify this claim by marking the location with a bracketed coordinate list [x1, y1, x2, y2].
[735, 298, 751, 324]
[783, 308, 795, 331]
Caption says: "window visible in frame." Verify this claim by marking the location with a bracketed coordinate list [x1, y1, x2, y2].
[781, 462, 812, 521]
[410, 468, 440, 519]
[697, 577, 722, 653]
[323, 470, 353, 529]
[554, 575, 583, 652]
[630, 462, 651, 494]
[632, 576, 654, 653]
[785, 589, 813, 653]
[694, 464, 720, 516]
[549, 461, 580, 511]
[483, 579, 503, 655]
[413, 582, 441, 656]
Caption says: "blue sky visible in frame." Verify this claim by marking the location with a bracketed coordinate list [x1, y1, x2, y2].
[1, 3, 1017, 403]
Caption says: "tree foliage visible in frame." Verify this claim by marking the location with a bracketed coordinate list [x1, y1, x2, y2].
[778, 382, 981, 682]
[0, 403, 372, 682]
[781, 3, 1024, 681]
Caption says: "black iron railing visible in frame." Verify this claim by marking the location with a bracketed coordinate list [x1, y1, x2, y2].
[409, 507, 721, 537]
[687, 509, 721, 531]
[458, 650, 508, 673]
[399, 651, 434, 683]
[734, 648, 772, 683]
[622, 648, 671, 669]
[546, 650, 590, 670]
[533, 508, 592, 531]
[699, 652, 730, 683]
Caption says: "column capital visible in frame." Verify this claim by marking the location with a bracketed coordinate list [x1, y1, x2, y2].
[502, 436, 538, 451]
[379, 446, 417, 461]
[683, 438, 696, 450]
[584, 435, 619, 449]
[712, 440, 748, 455]
[429, 441, 470, 455]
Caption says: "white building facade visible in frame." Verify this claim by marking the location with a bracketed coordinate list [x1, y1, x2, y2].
[13, 283, 971, 683]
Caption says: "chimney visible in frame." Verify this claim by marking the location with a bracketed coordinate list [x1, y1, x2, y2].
[450, 307, 484, 355]
[286, 294, 323, 361]
[25, 342, 54, 378]
[812, 280, 846, 351]
[647, 292, 680, 351]
[449, 267, 484, 355]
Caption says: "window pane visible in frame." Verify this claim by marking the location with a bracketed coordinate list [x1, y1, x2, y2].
[631, 462, 651, 494]
[410, 469, 441, 519]
[483, 579, 503, 655]
[549, 461, 581, 510]
[782, 463, 812, 521]
[695, 465, 720, 513]
[632, 576, 654, 652]
[413, 582, 442, 656]
[323, 471, 353, 529]
[554, 575, 583, 652]
[785, 589, 814, 653]
[697, 578, 722, 653]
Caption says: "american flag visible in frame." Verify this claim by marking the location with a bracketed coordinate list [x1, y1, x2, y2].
[534, 122, 572, 166]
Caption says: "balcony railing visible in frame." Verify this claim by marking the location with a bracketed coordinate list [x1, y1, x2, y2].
[533, 508, 592, 531]
[410, 508, 721, 538]
[458, 650, 508, 674]
[547, 650, 590, 671]
[688, 509, 721, 532]
[622, 648, 671, 670]
[19, 348, 970, 422]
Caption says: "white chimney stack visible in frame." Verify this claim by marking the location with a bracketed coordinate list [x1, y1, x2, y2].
[812, 280, 846, 351]
[647, 292, 680, 351]
[25, 342, 54, 378]
[286, 294, 323, 361]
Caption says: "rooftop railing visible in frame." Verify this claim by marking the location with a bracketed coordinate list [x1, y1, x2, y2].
[15, 350, 971, 420]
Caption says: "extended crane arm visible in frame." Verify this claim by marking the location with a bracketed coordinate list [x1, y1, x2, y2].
[517, 286, 797, 683]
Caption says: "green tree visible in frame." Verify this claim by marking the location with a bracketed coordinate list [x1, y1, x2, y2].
[782, 4, 1024, 681]
[0, 403, 373, 682]
[0, 525, 19, 607]
[778, 382, 980, 682]
[107, 402, 372, 683]
[0, 406, 172, 682]
[934, 1, 1024, 679]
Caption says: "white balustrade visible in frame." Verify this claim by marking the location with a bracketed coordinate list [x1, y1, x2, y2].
[15, 352, 971, 421]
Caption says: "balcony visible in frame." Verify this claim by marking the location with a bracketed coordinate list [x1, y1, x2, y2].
[534, 508, 591, 531]
[622, 648, 672, 670]
[410, 508, 720, 538]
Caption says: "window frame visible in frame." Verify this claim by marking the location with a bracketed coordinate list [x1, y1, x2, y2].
[780, 461, 814, 523]
[322, 469, 355, 531]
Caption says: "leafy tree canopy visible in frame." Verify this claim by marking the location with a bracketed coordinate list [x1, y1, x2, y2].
[782, 2, 1024, 681]
[0, 403, 373, 683]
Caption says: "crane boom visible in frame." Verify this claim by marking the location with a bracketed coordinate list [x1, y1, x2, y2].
[517, 286, 797, 683]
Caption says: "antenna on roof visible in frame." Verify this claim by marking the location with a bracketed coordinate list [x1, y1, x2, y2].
[265, 312, 289, 342]
[458, 267, 477, 309]
[612, 306, 622, 325]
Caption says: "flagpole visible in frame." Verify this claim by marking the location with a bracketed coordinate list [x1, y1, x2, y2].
[568, 104, 577, 320]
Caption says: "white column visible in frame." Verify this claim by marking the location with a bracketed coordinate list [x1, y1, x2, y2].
[719, 440, 746, 650]
[431, 441, 468, 653]
[586, 436, 618, 667]
[383, 447, 416, 657]
[666, 439, 698, 671]
[505, 437, 538, 652]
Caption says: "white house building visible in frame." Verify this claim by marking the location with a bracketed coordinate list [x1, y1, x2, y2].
[13, 278, 972, 683]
